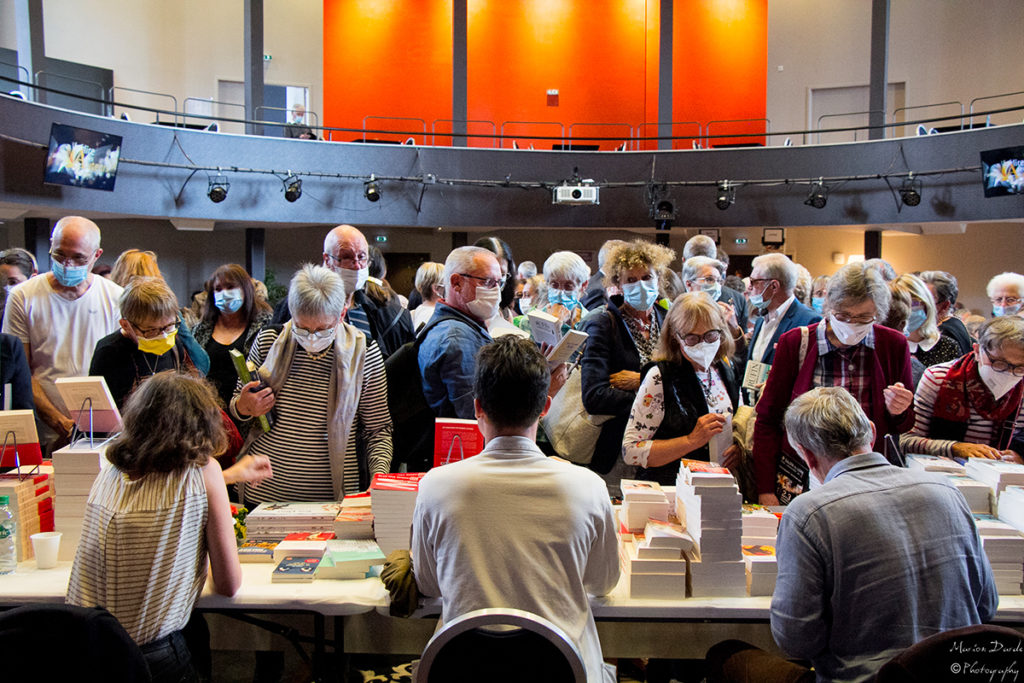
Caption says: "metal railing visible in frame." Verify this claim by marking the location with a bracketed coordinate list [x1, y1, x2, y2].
[431, 119, 497, 148]
[635, 122, 702, 150]
[361, 115, 426, 145]
[566, 122, 633, 151]
[256, 105, 320, 131]
[970, 90, 1024, 128]
[892, 101, 964, 137]
[499, 121, 565, 150]
[0, 62, 31, 99]
[816, 110, 884, 143]
[706, 118, 771, 148]
[109, 85, 178, 125]
[182, 97, 247, 132]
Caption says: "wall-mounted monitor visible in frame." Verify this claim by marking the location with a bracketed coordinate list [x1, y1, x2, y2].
[44, 123, 122, 192]
[981, 146, 1024, 197]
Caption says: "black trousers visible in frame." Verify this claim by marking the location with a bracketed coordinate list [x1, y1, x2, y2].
[141, 630, 199, 683]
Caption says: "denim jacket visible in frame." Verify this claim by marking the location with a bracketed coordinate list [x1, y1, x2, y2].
[417, 302, 491, 419]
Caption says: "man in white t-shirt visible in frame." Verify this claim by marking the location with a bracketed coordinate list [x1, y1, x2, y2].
[412, 336, 620, 683]
[3, 216, 123, 449]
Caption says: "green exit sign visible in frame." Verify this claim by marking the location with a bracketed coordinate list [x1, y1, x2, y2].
[375, 235, 388, 243]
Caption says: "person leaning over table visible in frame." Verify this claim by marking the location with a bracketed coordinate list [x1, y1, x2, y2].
[67, 371, 242, 683]
[752, 262, 915, 506]
[230, 264, 392, 505]
[901, 316, 1024, 464]
[580, 239, 673, 485]
[622, 292, 740, 485]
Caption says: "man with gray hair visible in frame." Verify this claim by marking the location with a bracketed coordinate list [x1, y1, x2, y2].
[3, 216, 123, 451]
[418, 246, 501, 420]
[721, 387, 995, 683]
[682, 235, 749, 330]
[919, 270, 971, 355]
[582, 239, 626, 309]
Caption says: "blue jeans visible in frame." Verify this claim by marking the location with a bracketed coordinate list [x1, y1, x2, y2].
[141, 630, 199, 683]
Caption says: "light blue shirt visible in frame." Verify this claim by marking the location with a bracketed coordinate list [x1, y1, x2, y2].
[770, 452, 997, 683]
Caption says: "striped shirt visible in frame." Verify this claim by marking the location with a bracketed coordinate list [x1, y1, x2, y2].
[240, 328, 392, 504]
[813, 322, 875, 413]
[902, 359, 1024, 458]
[67, 464, 208, 646]
[346, 305, 373, 339]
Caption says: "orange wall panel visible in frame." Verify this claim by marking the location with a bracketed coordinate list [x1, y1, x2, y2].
[323, 0, 453, 143]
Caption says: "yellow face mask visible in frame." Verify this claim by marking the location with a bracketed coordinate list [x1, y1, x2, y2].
[137, 329, 177, 356]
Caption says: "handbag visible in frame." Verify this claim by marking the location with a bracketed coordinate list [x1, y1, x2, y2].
[541, 362, 614, 465]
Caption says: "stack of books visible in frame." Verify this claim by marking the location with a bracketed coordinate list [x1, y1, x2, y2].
[370, 473, 425, 555]
[998, 486, 1024, 530]
[619, 518, 693, 599]
[334, 493, 374, 540]
[676, 462, 746, 597]
[51, 441, 108, 560]
[317, 539, 386, 580]
[742, 545, 778, 596]
[907, 454, 966, 474]
[245, 502, 342, 542]
[741, 504, 779, 546]
[965, 459, 1024, 497]
[0, 471, 54, 562]
[620, 479, 670, 532]
[272, 531, 335, 563]
[948, 475, 992, 514]
[974, 514, 1024, 596]
[237, 540, 279, 563]
[271, 556, 322, 583]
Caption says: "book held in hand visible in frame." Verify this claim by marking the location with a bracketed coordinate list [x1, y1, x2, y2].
[741, 360, 771, 392]
[228, 350, 271, 433]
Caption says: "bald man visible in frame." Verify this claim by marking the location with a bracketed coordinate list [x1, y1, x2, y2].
[3, 216, 123, 450]
[271, 224, 413, 357]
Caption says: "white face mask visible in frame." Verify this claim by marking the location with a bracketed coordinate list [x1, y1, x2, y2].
[519, 297, 532, 313]
[467, 285, 501, 321]
[337, 266, 369, 295]
[829, 313, 873, 346]
[682, 339, 721, 370]
[979, 362, 1021, 400]
[292, 325, 336, 354]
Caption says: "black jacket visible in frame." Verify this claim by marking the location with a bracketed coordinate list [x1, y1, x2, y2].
[0, 333, 33, 412]
[580, 297, 666, 474]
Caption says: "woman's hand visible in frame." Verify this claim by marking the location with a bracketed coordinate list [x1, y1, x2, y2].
[883, 382, 913, 415]
[236, 381, 275, 417]
[952, 442, 1003, 460]
[223, 454, 274, 486]
[548, 362, 569, 398]
[1001, 450, 1024, 464]
[758, 493, 781, 507]
[720, 443, 741, 471]
[609, 370, 642, 392]
[717, 301, 741, 336]
[687, 413, 727, 449]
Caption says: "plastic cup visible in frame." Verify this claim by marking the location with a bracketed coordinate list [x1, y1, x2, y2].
[30, 531, 62, 569]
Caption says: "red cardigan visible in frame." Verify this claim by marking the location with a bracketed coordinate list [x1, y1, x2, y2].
[752, 323, 915, 495]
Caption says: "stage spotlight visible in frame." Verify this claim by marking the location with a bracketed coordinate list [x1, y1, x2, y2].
[804, 179, 828, 209]
[364, 174, 381, 202]
[715, 181, 735, 211]
[900, 173, 922, 207]
[283, 174, 302, 202]
[207, 175, 229, 203]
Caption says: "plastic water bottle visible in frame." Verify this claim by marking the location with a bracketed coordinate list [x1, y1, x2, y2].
[0, 495, 15, 574]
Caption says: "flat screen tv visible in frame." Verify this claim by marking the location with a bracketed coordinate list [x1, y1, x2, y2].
[980, 145, 1024, 197]
[44, 123, 122, 191]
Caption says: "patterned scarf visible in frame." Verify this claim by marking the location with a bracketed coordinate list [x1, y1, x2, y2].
[933, 352, 1024, 423]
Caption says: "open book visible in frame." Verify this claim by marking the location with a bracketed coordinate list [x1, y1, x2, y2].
[527, 310, 588, 365]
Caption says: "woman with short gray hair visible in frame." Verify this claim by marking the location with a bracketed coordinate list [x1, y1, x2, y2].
[751, 262, 915, 506]
[539, 251, 591, 329]
[903, 316, 1024, 463]
[231, 264, 392, 503]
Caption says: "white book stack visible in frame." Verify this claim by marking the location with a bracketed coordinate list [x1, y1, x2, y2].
[620, 519, 693, 599]
[245, 502, 342, 542]
[965, 459, 1024, 497]
[620, 479, 670, 532]
[980, 534, 1024, 595]
[947, 475, 992, 514]
[334, 493, 374, 539]
[741, 504, 779, 547]
[742, 545, 778, 596]
[676, 463, 745, 597]
[51, 441, 109, 561]
[997, 486, 1024, 531]
[370, 473, 424, 555]
[906, 454, 966, 475]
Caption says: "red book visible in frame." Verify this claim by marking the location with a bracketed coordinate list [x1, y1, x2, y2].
[433, 418, 484, 468]
[369, 472, 425, 491]
[283, 531, 336, 542]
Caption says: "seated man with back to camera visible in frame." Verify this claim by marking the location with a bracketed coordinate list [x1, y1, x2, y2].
[708, 386, 996, 683]
[410, 336, 620, 683]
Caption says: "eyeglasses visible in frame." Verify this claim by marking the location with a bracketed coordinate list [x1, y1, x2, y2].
[131, 320, 177, 339]
[293, 324, 336, 340]
[991, 296, 1022, 307]
[985, 350, 1024, 377]
[691, 276, 721, 286]
[325, 251, 369, 268]
[678, 330, 722, 347]
[458, 273, 507, 289]
[49, 250, 94, 268]
[832, 312, 876, 325]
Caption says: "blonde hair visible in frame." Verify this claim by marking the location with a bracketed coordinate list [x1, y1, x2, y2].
[111, 249, 161, 288]
[604, 239, 676, 289]
[120, 276, 179, 325]
[655, 292, 734, 365]
[893, 273, 939, 344]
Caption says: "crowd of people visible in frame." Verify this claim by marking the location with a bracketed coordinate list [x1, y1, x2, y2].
[2, 214, 1023, 681]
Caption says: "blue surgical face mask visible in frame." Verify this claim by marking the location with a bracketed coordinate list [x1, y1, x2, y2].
[701, 282, 722, 301]
[622, 278, 659, 311]
[52, 260, 89, 288]
[994, 304, 1022, 317]
[214, 288, 244, 314]
[811, 297, 825, 314]
[904, 307, 927, 335]
[748, 282, 773, 310]
[547, 287, 580, 310]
